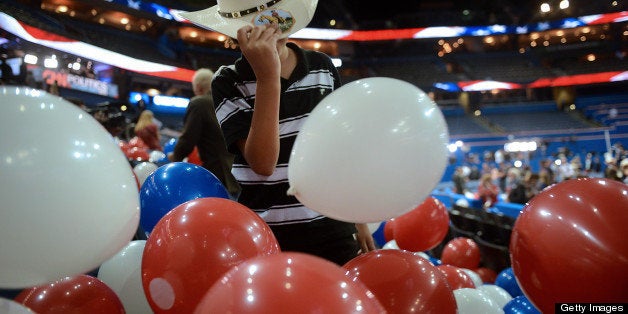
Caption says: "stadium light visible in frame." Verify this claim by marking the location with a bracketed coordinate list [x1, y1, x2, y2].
[504, 141, 538, 152]
[43, 55, 58, 68]
[540, 3, 551, 13]
[559, 0, 570, 9]
[23, 53, 38, 65]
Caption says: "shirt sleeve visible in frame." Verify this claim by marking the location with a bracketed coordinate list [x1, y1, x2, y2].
[211, 73, 253, 156]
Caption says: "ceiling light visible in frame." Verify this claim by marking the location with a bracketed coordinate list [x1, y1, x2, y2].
[44, 56, 58, 68]
[23, 54, 38, 65]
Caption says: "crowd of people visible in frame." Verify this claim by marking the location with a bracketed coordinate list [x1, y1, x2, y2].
[452, 146, 628, 208]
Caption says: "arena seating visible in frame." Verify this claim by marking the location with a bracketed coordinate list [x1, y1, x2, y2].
[451, 51, 555, 83]
[368, 56, 466, 89]
[445, 115, 494, 136]
[437, 203, 516, 273]
[483, 110, 593, 132]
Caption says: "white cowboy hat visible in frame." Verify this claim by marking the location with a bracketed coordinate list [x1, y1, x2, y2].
[178, 0, 318, 39]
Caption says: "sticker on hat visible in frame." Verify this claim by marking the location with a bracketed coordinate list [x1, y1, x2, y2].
[253, 9, 295, 34]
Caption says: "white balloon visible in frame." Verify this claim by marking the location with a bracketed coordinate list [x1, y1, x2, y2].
[462, 268, 484, 288]
[98, 240, 152, 314]
[0, 87, 140, 288]
[133, 162, 158, 187]
[148, 150, 165, 163]
[382, 240, 400, 250]
[414, 251, 430, 260]
[454, 288, 504, 314]
[288, 77, 449, 223]
[0, 297, 35, 314]
[366, 222, 382, 234]
[462, 192, 475, 201]
[477, 284, 513, 309]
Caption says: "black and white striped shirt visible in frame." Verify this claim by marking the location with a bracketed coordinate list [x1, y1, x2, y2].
[212, 42, 342, 226]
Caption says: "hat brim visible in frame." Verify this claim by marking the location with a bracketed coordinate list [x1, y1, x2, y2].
[178, 0, 318, 40]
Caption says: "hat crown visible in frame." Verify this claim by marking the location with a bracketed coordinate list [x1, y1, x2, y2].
[216, 0, 274, 13]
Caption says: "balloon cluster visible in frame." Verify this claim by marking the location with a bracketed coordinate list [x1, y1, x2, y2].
[118, 137, 151, 162]
[4, 83, 625, 313]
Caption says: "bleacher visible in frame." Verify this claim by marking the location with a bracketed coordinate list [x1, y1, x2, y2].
[54, 15, 188, 68]
[426, 201, 517, 273]
[584, 102, 628, 126]
[484, 110, 592, 132]
[544, 47, 628, 76]
[452, 51, 554, 83]
[369, 56, 465, 90]
[445, 115, 494, 136]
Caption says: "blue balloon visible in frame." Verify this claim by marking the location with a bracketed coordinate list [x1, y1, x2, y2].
[495, 267, 524, 298]
[163, 138, 177, 155]
[503, 295, 541, 314]
[428, 255, 442, 266]
[140, 162, 229, 233]
[372, 221, 387, 248]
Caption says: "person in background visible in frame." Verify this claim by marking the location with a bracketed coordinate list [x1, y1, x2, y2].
[452, 166, 468, 194]
[620, 158, 628, 184]
[134, 110, 162, 151]
[508, 173, 540, 204]
[539, 158, 555, 184]
[64, 96, 88, 111]
[168, 68, 241, 200]
[477, 173, 499, 209]
[181, 0, 375, 266]
[555, 154, 575, 182]
[537, 170, 552, 191]
[0, 57, 13, 84]
[604, 158, 622, 182]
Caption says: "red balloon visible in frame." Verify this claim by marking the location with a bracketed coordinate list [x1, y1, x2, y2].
[118, 140, 131, 154]
[343, 250, 457, 314]
[393, 197, 450, 252]
[510, 178, 628, 313]
[129, 136, 148, 149]
[437, 265, 476, 290]
[14, 275, 124, 314]
[126, 146, 150, 161]
[195, 252, 385, 313]
[142, 197, 280, 313]
[475, 267, 498, 284]
[187, 146, 202, 166]
[440, 237, 481, 269]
